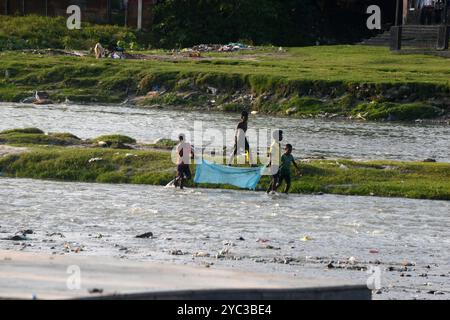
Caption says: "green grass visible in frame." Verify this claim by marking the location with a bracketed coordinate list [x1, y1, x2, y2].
[0, 129, 81, 146]
[148, 139, 178, 149]
[93, 135, 137, 145]
[0, 127, 44, 134]
[0, 45, 449, 120]
[0, 15, 143, 51]
[0, 140, 449, 200]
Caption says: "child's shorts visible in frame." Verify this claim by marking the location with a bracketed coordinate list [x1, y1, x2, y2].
[177, 164, 192, 179]
[278, 173, 291, 185]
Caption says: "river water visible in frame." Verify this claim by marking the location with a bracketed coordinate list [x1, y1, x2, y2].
[1, 103, 449, 162]
[1, 102, 449, 300]
[0, 178, 449, 300]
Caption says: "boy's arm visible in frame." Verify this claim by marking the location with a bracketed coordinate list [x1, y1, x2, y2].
[266, 147, 273, 167]
[266, 153, 272, 167]
[292, 159, 302, 175]
[190, 145, 195, 159]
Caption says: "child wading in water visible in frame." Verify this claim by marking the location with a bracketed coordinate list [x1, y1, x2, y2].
[267, 130, 301, 194]
[174, 134, 194, 189]
[228, 111, 254, 166]
[266, 129, 283, 194]
[275, 144, 301, 194]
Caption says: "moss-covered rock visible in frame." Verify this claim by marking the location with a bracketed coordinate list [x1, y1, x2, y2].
[0, 129, 81, 146]
[0, 128, 44, 135]
[150, 138, 178, 149]
[93, 135, 137, 145]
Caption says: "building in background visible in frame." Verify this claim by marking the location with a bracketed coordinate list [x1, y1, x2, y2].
[402, 0, 450, 25]
[0, 0, 156, 30]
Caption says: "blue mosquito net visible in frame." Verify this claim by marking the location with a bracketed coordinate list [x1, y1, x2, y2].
[194, 160, 263, 190]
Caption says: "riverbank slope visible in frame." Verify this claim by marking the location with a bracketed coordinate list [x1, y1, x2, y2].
[1, 46, 449, 122]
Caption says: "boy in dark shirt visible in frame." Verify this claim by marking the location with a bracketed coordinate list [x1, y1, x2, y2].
[275, 144, 301, 194]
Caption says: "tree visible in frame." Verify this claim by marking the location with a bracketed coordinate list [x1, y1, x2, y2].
[150, 0, 396, 48]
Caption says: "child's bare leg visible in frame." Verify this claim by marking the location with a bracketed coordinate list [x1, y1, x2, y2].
[179, 177, 184, 189]
[275, 176, 284, 191]
[283, 177, 291, 194]
[228, 145, 237, 165]
[267, 175, 279, 193]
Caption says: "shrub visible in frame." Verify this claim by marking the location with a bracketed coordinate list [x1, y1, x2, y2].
[0, 15, 146, 51]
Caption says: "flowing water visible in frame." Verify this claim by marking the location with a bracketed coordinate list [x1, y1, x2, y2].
[0, 178, 449, 300]
[1, 103, 449, 162]
[1, 102, 449, 300]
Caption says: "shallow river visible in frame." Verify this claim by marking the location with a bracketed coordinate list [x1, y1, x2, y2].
[1, 178, 449, 300]
[1, 103, 449, 162]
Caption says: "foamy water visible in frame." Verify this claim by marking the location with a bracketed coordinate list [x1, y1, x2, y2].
[1, 178, 449, 300]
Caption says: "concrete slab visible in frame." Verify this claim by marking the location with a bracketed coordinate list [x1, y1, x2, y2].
[0, 250, 371, 300]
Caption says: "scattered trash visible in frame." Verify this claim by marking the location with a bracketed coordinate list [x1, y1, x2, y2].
[88, 157, 103, 163]
[348, 257, 357, 265]
[88, 288, 104, 294]
[285, 107, 297, 116]
[236, 236, 245, 241]
[194, 251, 210, 258]
[19, 229, 33, 235]
[47, 232, 65, 238]
[369, 249, 379, 254]
[256, 239, 270, 243]
[125, 153, 138, 158]
[263, 245, 281, 250]
[114, 244, 128, 251]
[222, 241, 236, 247]
[136, 232, 153, 239]
[300, 236, 314, 242]
[170, 249, 185, 256]
[188, 43, 253, 53]
[207, 86, 218, 95]
[216, 248, 233, 259]
[3, 234, 29, 241]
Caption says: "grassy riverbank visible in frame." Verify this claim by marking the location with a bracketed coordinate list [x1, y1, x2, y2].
[1, 45, 449, 121]
[1, 129, 449, 200]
